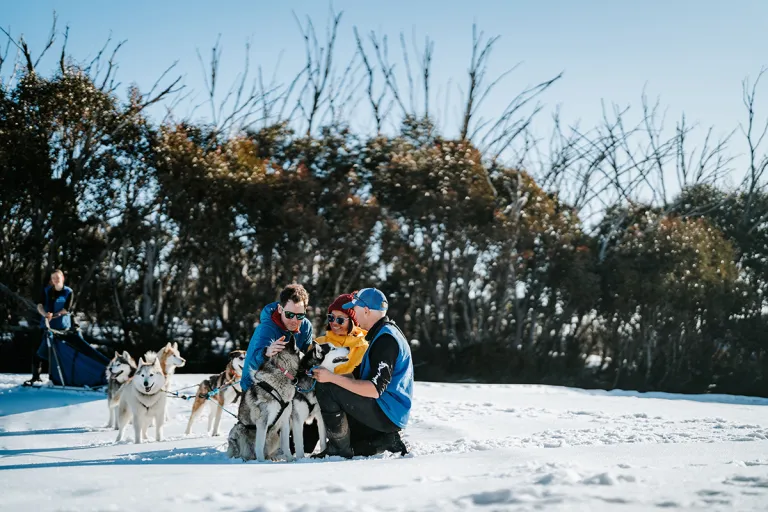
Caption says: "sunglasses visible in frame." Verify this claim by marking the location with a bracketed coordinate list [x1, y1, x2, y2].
[327, 314, 349, 325]
[283, 310, 306, 320]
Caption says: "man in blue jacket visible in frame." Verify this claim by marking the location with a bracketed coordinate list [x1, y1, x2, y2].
[26, 269, 74, 385]
[240, 283, 314, 392]
[311, 288, 414, 458]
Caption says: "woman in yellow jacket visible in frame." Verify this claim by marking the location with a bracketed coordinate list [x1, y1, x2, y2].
[315, 293, 369, 374]
[300, 293, 369, 455]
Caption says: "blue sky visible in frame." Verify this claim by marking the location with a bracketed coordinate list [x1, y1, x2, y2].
[3, 1, 767, 185]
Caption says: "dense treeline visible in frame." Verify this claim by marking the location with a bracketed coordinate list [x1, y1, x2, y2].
[1, 13, 767, 396]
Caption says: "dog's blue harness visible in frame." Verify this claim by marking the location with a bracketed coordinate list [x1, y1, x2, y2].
[295, 365, 321, 394]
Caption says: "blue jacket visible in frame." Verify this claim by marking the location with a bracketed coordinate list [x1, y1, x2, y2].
[240, 302, 314, 391]
[358, 323, 414, 428]
[39, 285, 73, 331]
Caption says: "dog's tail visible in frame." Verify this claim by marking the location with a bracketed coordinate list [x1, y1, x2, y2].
[143, 351, 158, 365]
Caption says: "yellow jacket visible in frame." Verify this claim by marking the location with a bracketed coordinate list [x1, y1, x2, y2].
[315, 325, 369, 374]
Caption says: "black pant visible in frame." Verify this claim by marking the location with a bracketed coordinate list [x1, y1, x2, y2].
[315, 382, 400, 442]
[30, 353, 47, 379]
[289, 421, 321, 454]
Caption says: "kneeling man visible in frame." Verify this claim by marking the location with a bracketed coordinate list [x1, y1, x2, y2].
[311, 288, 413, 458]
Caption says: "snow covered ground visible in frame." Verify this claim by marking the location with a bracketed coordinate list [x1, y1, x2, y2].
[1, 373, 767, 511]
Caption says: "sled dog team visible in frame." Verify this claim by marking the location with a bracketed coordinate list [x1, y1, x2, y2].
[105, 284, 415, 461]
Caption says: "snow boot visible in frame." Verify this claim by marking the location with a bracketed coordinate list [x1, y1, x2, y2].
[23, 358, 44, 386]
[312, 411, 353, 459]
[352, 430, 408, 457]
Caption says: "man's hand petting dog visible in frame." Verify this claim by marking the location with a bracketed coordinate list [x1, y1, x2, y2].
[265, 336, 287, 357]
[311, 367, 334, 383]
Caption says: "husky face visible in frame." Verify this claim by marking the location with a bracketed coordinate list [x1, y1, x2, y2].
[107, 351, 137, 383]
[159, 342, 186, 372]
[303, 343, 350, 373]
[320, 344, 350, 372]
[133, 357, 165, 395]
[228, 350, 246, 375]
[265, 335, 301, 380]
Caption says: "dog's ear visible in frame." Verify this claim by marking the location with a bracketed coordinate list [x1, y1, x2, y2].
[138, 357, 145, 367]
[173, 341, 179, 350]
[122, 350, 131, 359]
[165, 342, 172, 350]
[114, 350, 119, 358]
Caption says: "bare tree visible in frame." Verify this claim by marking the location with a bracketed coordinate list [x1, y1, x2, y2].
[459, 24, 507, 141]
[740, 67, 768, 227]
[194, 36, 266, 137]
[674, 115, 734, 192]
[293, 7, 343, 136]
[354, 27, 389, 133]
[321, 42, 362, 128]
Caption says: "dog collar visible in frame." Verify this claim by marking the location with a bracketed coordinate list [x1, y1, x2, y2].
[272, 361, 296, 382]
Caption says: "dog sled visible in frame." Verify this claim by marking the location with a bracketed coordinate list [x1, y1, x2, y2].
[24, 324, 109, 393]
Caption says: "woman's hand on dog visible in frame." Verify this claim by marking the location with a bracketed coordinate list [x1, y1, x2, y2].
[265, 336, 287, 357]
[311, 367, 334, 383]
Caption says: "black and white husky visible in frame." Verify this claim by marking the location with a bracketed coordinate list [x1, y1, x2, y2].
[227, 341, 350, 461]
[291, 343, 350, 458]
[105, 351, 137, 429]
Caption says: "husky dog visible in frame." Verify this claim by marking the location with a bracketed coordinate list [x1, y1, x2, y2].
[115, 354, 167, 444]
[291, 343, 350, 458]
[157, 341, 186, 390]
[155, 342, 186, 423]
[231, 336, 301, 462]
[185, 350, 246, 436]
[226, 422, 280, 462]
[105, 351, 137, 429]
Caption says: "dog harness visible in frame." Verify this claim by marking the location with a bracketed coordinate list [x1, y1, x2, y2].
[230, 372, 243, 404]
[294, 365, 321, 394]
[256, 380, 291, 430]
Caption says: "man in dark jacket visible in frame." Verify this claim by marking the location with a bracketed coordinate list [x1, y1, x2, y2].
[26, 269, 74, 385]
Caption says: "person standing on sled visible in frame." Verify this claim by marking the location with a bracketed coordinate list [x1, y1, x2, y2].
[26, 269, 74, 385]
[314, 293, 369, 375]
[311, 288, 413, 458]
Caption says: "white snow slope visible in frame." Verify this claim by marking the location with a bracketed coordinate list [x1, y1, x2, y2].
[1, 373, 767, 511]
